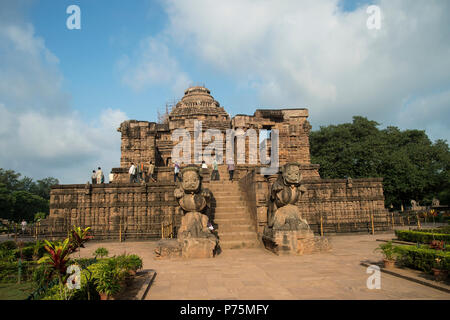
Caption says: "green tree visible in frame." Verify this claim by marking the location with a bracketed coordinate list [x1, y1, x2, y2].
[30, 177, 59, 200]
[0, 183, 13, 220]
[0, 169, 22, 191]
[11, 191, 49, 222]
[310, 116, 450, 208]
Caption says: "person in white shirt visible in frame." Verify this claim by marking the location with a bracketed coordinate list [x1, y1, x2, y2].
[21, 220, 27, 234]
[129, 163, 137, 183]
[201, 160, 208, 169]
[212, 159, 219, 181]
[96, 167, 104, 184]
[174, 162, 181, 182]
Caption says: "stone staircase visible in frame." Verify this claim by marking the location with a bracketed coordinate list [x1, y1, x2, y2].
[207, 178, 260, 249]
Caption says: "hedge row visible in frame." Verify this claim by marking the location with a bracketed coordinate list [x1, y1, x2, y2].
[395, 245, 450, 273]
[395, 230, 450, 243]
[0, 261, 38, 283]
[420, 226, 450, 234]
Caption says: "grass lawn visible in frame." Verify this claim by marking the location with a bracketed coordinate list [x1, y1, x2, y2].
[0, 282, 35, 300]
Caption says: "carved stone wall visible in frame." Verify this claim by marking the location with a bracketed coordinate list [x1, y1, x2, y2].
[46, 182, 181, 239]
[239, 169, 390, 237]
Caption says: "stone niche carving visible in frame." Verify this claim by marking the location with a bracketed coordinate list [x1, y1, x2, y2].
[263, 162, 331, 255]
[154, 165, 218, 259]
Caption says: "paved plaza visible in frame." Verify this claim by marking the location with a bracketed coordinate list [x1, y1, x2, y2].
[75, 232, 448, 300]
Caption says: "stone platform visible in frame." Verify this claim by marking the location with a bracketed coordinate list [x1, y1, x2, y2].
[75, 233, 450, 300]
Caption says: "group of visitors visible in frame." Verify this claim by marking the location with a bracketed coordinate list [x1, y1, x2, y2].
[91, 167, 105, 184]
[126, 159, 237, 184]
[129, 161, 156, 183]
[175, 159, 235, 182]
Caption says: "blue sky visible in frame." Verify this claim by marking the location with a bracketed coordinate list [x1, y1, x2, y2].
[0, 0, 449, 183]
[26, 0, 375, 122]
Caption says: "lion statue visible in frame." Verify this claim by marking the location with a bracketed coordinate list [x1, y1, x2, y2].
[267, 162, 309, 230]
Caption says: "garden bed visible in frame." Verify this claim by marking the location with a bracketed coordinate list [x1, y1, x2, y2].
[395, 245, 450, 274]
[395, 229, 450, 244]
[0, 227, 144, 300]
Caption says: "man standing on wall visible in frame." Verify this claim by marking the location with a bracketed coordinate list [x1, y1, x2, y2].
[227, 160, 235, 181]
[96, 167, 104, 184]
[139, 162, 145, 182]
[174, 162, 181, 182]
[212, 158, 219, 181]
[148, 161, 155, 182]
[91, 170, 97, 184]
[129, 163, 137, 183]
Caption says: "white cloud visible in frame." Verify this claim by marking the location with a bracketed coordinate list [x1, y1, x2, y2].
[161, 0, 450, 141]
[119, 37, 191, 94]
[0, 2, 128, 183]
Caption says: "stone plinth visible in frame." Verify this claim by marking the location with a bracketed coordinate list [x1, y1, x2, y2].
[153, 236, 218, 259]
[180, 237, 218, 259]
[262, 228, 331, 255]
[154, 239, 182, 259]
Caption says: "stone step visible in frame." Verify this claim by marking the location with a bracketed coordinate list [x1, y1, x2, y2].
[212, 193, 244, 201]
[211, 194, 243, 198]
[214, 213, 249, 220]
[208, 183, 238, 187]
[213, 217, 253, 225]
[213, 211, 248, 218]
[208, 188, 240, 192]
[214, 210, 247, 216]
[218, 239, 261, 249]
[211, 200, 244, 206]
[217, 231, 258, 241]
[211, 192, 242, 197]
[213, 206, 246, 212]
[214, 223, 255, 232]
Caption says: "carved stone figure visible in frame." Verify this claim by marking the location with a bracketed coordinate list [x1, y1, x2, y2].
[174, 167, 210, 213]
[174, 166, 213, 239]
[268, 162, 308, 230]
[263, 162, 330, 255]
[432, 198, 440, 207]
[346, 177, 353, 188]
[155, 165, 218, 259]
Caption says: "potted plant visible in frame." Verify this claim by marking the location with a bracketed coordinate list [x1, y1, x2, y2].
[126, 254, 143, 276]
[432, 258, 448, 281]
[374, 241, 397, 268]
[95, 260, 123, 300]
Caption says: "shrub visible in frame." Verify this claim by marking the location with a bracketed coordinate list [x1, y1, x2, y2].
[395, 245, 450, 273]
[116, 254, 143, 272]
[374, 241, 398, 260]
[31, 263, 55, 289]
[395, 230, 450, 243]
[0, 260, 37, 283]
[93, 259, 124, 297]
[93, 247, 109, 259]
[420, 226, 450, 234]
[0, 241, 17, 251]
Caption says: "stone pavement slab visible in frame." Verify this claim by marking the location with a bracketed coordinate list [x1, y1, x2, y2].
[77, 233, 450, 300]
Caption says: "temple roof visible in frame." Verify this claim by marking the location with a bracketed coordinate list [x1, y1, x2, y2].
[169, 86, 230, 120]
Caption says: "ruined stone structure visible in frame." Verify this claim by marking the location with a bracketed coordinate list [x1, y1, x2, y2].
[262, 163, 330, 255]
[45, 86, 390, 247]
[155, 166, 218, 259]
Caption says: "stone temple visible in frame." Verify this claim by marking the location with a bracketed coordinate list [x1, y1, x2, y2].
[45, 86, 390, 250]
